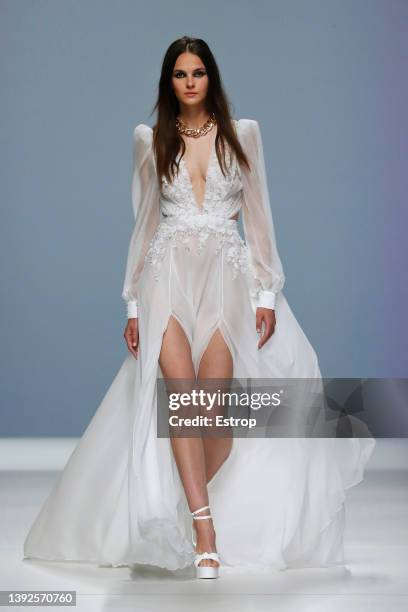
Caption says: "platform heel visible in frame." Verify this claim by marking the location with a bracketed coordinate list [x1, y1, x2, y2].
[191, 504, 220, 579]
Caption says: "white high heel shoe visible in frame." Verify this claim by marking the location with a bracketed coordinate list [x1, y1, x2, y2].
[191, 504, 220, 579]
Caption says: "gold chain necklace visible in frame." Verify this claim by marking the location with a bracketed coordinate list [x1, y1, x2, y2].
[175, 112, 217, 138]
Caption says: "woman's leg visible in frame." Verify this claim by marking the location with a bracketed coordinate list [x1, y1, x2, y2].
[159, 314, 218, 568]
[197, 328, 234, 483]
[186, 328, 234, 566]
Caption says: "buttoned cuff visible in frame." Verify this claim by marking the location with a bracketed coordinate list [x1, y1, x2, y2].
[126, 300, 138, 319]
[257, 290, 277, 310]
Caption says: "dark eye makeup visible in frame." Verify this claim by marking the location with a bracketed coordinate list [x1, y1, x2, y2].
[174, 70, 207, 78]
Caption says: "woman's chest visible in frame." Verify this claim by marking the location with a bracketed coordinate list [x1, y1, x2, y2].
[159, 146, 243, 214]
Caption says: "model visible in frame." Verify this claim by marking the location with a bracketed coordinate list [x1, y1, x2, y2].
[23, 36, 376, 580]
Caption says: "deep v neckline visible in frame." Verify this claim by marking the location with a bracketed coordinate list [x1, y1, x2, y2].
[180, 132, 217, 211]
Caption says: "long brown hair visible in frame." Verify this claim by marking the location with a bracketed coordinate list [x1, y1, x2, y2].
[149, 36, 251, 184]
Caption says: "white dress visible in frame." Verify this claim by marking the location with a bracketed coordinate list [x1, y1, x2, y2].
[23, 118, 376, 572]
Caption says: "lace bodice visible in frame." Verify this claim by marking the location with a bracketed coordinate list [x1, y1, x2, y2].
[122, 118, 285, 318]
[160, 136, 242, 219]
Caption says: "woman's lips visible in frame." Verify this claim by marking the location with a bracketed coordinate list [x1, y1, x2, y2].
[185, 92, 197, 96]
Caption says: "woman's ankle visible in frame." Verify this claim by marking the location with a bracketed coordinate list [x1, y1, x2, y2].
[194, 523, 216, 546]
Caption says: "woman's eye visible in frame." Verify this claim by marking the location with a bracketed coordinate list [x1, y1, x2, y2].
[174, 71, 206, 78]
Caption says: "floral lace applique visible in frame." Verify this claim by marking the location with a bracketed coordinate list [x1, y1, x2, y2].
[145, 216, 251, 281]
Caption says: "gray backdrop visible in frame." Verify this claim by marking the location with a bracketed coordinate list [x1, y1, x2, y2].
[1, 0, 406, 436]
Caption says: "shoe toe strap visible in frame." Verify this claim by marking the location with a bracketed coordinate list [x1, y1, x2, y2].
[194, 551, 220, 567]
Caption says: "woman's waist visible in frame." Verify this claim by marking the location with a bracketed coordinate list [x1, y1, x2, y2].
[146, 209, 249, 279]
[159, 210, 239, 232]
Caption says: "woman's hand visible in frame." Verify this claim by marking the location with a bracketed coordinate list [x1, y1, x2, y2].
[256, 307, 276, 349]
[124, 318, 139, 359]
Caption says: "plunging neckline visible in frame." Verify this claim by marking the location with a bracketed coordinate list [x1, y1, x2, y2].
[180, 132, 217, 211]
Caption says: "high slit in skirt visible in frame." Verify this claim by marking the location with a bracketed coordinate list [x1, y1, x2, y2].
[23, 225, 376, 572]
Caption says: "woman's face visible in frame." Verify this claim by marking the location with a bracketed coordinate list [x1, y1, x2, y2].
[171, 52, 209, 108]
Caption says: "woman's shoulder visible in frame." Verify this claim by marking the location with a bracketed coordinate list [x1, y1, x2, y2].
[233, 118, 261, 148]
[132, 119, 260, 146]
[234, 119, 259, 129]
[234, 118, 259, 131]
[134, 119, 258, 135]
[133, 123, 153, 140]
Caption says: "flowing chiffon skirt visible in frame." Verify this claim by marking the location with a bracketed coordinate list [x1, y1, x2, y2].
[23, 229, 376, 571]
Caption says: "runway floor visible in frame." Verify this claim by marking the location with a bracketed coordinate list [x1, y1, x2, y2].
[1, 469, 407, 611]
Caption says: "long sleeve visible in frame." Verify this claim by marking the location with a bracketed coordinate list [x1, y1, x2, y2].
[239, 119, 285, 310]
[121, 124, 161, 318]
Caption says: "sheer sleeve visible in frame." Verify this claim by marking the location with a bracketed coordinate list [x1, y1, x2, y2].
[121, 124, 161, 318]
[239, 119, 285, 310]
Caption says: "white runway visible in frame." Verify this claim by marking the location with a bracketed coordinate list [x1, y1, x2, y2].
[1, 441, 407, 611]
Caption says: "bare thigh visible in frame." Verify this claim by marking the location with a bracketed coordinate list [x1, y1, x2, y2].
[159, 314, 195, 379]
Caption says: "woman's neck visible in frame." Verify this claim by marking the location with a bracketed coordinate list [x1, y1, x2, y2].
[177, 107, 210, 129]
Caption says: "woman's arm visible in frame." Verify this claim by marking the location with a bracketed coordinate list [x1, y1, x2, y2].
[239, 119, 285, 310]
[121, 124, 161, 318]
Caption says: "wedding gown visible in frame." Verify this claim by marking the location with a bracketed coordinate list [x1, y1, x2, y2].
[23, 118, 376, 572]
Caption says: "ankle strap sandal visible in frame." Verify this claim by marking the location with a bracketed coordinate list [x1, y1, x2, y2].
[191, 504, 220, 579]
